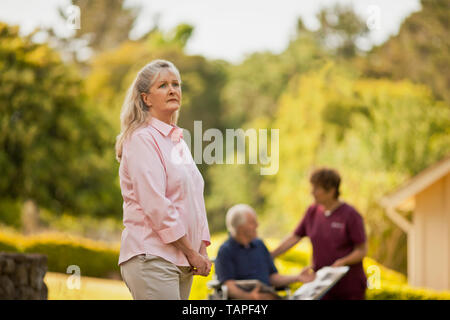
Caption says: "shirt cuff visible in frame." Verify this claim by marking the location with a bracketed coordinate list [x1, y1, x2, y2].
[202, 225, 211, 247]
[157, 222, 186, 244]
[202, 239, 211, 247]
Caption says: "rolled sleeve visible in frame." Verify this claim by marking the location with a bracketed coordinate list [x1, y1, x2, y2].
[348, 211, 366, 246]
[294, 206, 313, 238]
[126, 133, 186, 244]
[202, 222, 211, 247]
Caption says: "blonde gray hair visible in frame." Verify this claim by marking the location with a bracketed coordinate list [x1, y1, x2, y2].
[226, 204, 256, 237]
[115, 59, 181, 162]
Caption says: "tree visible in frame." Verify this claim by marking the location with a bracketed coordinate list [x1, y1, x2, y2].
[0, 23, 121, 228]
[359, 0, 450, 104]
[62, 0, 140, 53]
[315, 4, 369, 59]
[220, 20, 330, 127]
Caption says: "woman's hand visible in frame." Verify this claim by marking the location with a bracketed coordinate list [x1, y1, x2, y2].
[186, 251, 211, 276]
[331, 258, 346, 267]
[172, 236, 211, 276]
[297, 266, 316, 283]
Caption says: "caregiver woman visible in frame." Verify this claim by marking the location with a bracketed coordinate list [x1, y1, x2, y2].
[271, 168, 368, 300]
[115, 59, 212, 300]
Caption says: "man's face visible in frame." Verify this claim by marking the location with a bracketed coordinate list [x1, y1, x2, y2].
[240, 212, 258, 242]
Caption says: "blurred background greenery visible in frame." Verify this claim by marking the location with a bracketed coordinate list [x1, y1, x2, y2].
[0, 0, 449, 291]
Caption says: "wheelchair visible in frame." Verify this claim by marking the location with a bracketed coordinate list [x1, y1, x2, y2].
[206, 276, 292, 300]
[206, 260, 349, 300]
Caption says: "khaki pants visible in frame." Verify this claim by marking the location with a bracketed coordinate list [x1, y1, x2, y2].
[120, 254, 193, 300]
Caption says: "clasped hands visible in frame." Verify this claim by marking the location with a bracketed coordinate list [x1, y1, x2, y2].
[187, 251, 211, 276]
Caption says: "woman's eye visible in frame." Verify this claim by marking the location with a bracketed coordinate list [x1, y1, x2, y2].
[159, 82, 180, 88]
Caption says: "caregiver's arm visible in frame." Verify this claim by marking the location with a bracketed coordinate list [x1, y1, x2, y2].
[331, 242, 367, 267]
[270, 233, 301, 258]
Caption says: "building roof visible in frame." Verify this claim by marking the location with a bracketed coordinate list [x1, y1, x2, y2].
[380, 155, 450, 209]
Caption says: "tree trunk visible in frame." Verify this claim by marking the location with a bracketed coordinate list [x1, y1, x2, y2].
[21, 199, 40, 235]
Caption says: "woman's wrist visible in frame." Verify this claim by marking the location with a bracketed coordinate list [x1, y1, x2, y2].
[172, 235, 196, 259]
[184, 248, 198, 260]
[199, 242, 208, 257]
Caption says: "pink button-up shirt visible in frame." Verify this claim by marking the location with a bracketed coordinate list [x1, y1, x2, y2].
[118, 117, 211, 267]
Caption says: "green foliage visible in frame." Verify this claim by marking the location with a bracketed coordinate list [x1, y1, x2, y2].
[0, 230, 18, 252]
[367, 283, 450, 300]
[0, 22, 121, 218]
[315, 4, 369, 58]
[205, 163, 262, 233]
[360, 0, 450, 104]
[23, 235, 119, 278]
[38, 208, 123, 241]
[220, 30, 329, 126]
[0, 198, 22, 228]
[0, 230, 120, 278]
[62, 0, 140, 53]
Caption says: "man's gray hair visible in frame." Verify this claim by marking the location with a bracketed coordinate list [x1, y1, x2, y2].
[225, 204, 256, 237]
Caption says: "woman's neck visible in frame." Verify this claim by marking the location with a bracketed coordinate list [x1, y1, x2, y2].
[150, 111, 173, 125]
[322, 199, 342, 212]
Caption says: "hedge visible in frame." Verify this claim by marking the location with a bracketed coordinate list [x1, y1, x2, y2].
[0, 230, 120, 278]
[1, 230, 449, 300]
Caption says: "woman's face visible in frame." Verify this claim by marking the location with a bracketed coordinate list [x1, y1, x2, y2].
[311, 184, 335, 205]
[142, 69, 182, 121]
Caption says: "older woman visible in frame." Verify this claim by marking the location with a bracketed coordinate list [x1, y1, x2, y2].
[115, 59, 211, 300]
[271, 168, 368, 300]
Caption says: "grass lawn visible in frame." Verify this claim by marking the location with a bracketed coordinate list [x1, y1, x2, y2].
[44, 271, 213, 300]
[44, 272, 132, 300]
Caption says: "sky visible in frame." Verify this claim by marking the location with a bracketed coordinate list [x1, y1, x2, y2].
[0, 0, 421, 63]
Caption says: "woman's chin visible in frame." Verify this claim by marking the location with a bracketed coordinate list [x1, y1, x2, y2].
[166, 103, 180, 112]
[161, 106, 180, 115]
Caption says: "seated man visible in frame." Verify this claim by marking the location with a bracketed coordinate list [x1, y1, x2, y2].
[215, 204, 315, 300]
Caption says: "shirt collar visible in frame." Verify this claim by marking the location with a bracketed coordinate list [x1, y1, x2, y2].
[229, 234, 257, 249]
[150, 117, 181, 138]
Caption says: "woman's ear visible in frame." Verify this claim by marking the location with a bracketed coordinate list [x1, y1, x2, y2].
[141, 92, 151, 107]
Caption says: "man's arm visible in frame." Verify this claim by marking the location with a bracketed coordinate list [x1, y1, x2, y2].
[269, 274, 299, 288]
[269, 266, 316, 288]
[224, 280, 278, 300]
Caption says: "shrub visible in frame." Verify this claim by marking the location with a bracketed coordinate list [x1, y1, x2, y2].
[367, 283, 450, 300]
[0, 230, 120, 278]
[22, 233, 120, 278]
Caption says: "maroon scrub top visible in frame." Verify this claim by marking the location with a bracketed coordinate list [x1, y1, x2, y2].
[294, 202, 367, 300]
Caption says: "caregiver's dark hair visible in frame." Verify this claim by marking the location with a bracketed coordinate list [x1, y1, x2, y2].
[310, 168, 341, 199]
